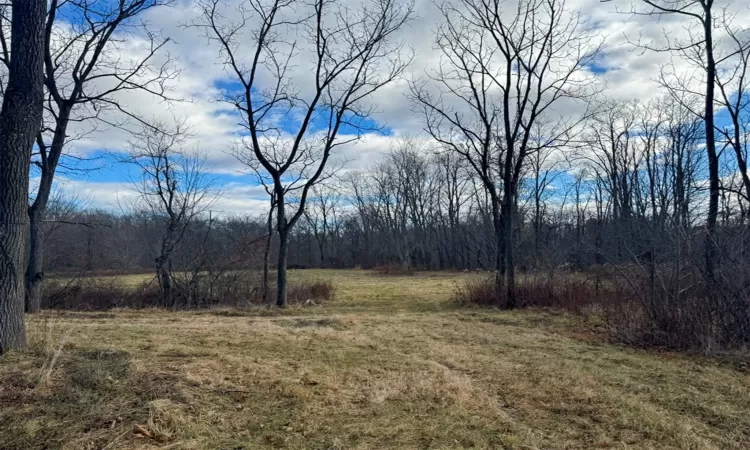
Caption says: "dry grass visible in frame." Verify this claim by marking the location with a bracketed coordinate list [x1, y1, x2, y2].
[2, 269, 750, 449]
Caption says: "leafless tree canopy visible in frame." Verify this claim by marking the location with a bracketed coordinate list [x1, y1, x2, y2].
[10, 0, 179, 313]
[126, 121, 217, 307]
[193, 0, 414, 306]
[411, 0, 602, 306]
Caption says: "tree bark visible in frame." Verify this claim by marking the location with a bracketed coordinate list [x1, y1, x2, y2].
[25, 213, 44, 312]
[25, 108, 71, 313]
[703, 5, 719, 280]
[276, 228, 289, 307]
[492, 199, 504, 302]
[262, 196, 274, 303]
[156, 217, 178, 307]
[155, 255, 173, 307]
[502, 197, 516, 309]
[502, 131, 517, 308]
[0, 0, 46, 354]
[275, 188, 288, 308]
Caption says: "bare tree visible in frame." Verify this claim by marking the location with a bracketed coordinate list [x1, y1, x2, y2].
[0, 0, 46, 354]
[196, 0, 414, 306]
[526, 141, 563, 267]
[623, 0, 728, 279]
[713, 15, 750, 210]
[411, 0, 600, 306]
[18, 0, 177, 312]
[368, 141, 433, 270]
[579, 99, 640, 258]
[304, 184, 343, 267]
[370, 155, 412, 269]
[433, 150, 472, 269]
[261, 190, 276, 303]
[127, 122, 216, 307]
[342, 171, 379, 268]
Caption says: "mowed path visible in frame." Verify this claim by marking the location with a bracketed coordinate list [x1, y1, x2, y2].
[2, 269, 750, 449]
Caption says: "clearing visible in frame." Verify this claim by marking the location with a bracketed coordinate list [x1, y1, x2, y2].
[1, 269, 749, 449]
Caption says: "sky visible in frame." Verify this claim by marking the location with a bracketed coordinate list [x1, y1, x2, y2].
[47, 0, 750, 217]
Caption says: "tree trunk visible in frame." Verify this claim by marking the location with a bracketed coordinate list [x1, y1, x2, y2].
[502, 198, 517, 309]
[276, 189, 288, 308]
[704, 5, 719, 281]
[0, 0, 47, 354]
[492, 198, 504, 302]
[534, 192, 541, 268]
[262, 198, 274, 303]
[25, 109, 71, 313]
[156, 220, 177, 307]
[262, 237, 271, 302]
[25, 212, 44, 312]
[276, 228, 289, 307]
[317, 235, 326, 265]
[156, 256, 172, 307]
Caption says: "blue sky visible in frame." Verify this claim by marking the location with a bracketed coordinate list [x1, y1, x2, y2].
[44, 0, 750, 215]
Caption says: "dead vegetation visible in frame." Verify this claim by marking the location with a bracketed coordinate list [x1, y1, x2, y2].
[453, 273, 606, 312]
[40, 274, 335, 310]
[0, 321, 185, 450]
[372, 263, 416, 276]
[454, 267, 750, 352]
[2, 269, 750, 449]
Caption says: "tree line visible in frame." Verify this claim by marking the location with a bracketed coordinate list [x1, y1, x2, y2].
[40, 93, 744, 281]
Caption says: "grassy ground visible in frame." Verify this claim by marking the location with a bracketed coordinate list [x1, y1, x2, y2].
[2, 269, 750, 449]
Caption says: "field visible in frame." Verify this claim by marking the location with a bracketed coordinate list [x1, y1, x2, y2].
[2, 269, 750, 449]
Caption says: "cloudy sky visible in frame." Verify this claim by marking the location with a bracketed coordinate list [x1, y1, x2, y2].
[48, 0, 749, 216]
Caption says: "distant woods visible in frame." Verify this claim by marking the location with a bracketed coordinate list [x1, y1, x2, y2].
[40, 91, 749, 278]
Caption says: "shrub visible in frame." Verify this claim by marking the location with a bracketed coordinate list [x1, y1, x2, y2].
[41, 278, 161, 310]
[604, 271, 750, 351]
[41, 274, 336, 310]
[373, 263, 415, 276]
[453, 277, 497, 306]
[454, 266, 750, 352]
[282, 279, 336, 304]
[453, 273, 605, 312]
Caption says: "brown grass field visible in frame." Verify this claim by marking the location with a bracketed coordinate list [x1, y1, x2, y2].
[2, 269, 750, 449]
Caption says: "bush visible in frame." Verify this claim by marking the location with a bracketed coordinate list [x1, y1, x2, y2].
[455, 266, 750, 352]
[453, 277, 497, 306]
[453, 273, 605, 312]
[281, 279, 336, 304]
[604, 271, 750, 351]
[373, 263, 415, 276]
[41, 274, 336, 310]
[41, 278, 161, 310]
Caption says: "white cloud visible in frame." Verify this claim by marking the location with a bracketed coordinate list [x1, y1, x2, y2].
[51, 176, 274, 217]
[51, 0, 750, 214]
